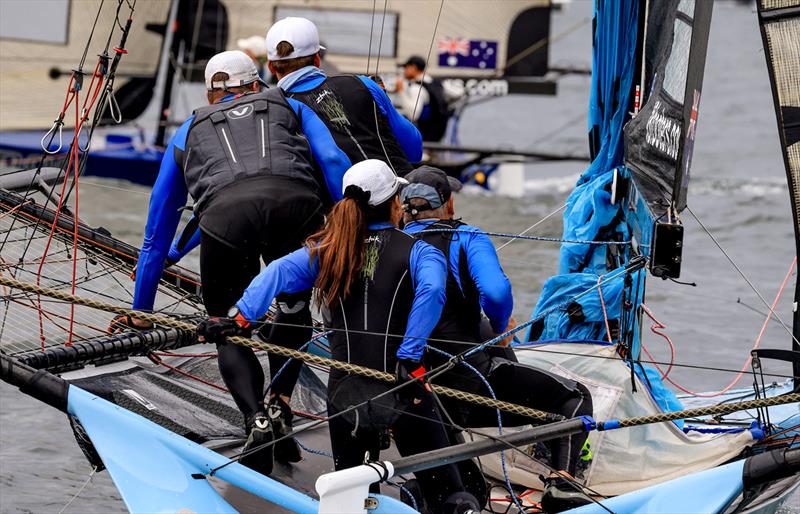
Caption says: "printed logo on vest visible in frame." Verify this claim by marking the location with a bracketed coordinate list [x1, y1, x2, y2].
[227, 104, 254, 120]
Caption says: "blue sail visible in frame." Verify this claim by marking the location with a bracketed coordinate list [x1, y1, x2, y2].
[528, 0, 686, 416]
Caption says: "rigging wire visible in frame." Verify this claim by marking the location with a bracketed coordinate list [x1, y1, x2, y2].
[373, 0, 390, 76]
[499, 17, 591, 78]
[641, 256, 796, 398]
[496, 204, 567, 252]
[366, 0, 377, 74]
[78, 0, 106, 70]
[422, 228, 632, 246]
[685, 205, 799, 347]
[412, 0, 446, 122]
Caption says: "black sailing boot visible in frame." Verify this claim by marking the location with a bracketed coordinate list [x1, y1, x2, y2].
[540, 476, 592, 513]
[240, 412, 274, 476]
[268, 397, 302, 463]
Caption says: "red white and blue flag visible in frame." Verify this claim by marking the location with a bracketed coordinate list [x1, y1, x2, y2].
[437, 36, 497, 69]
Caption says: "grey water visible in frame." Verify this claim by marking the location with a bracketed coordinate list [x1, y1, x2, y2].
[1, 1, 798, 512]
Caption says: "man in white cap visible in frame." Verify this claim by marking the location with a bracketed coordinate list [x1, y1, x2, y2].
[265, 17, 423, 175]
[113, 50, 351, 477]
[237, 35, 268, 78]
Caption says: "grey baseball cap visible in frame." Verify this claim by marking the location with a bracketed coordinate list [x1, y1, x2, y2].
[400, 165, 463, 209]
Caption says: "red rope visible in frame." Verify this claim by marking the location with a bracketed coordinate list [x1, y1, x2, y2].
[34, 57, 120, 347]
[643, 257, 796, 398]
[640, 303, 676, 379]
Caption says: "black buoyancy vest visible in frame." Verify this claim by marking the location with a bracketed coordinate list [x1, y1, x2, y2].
[418, 78, 450, 142]
[289, 75, 414, 175]
[181, 88, 320, 215]
[327, 228, 417, 382]
[417, 219, 483, 356]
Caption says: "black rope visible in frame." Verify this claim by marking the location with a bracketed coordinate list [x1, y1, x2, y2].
[412, 0, 446, 121]
[78, 0, 106, 70]
[366, 0, 377, 75]
[373, 0, 389, 76]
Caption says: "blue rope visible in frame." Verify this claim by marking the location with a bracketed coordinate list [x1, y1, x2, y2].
[420, 228, 633, 246]
[264, 330, 333, 397]
[296, 439, 334, 458]
[461, 262, 633, 362]
[390, 480, 419, 512]
[427, 346, 525, 513]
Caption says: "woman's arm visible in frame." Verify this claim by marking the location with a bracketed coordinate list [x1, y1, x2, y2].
[236, 246, 319, 321]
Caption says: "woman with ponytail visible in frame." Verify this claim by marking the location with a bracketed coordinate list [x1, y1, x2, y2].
[216, 159, 480, 512]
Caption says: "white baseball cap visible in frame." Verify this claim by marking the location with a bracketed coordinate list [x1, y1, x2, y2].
[266, 17, 326, 61]
[237, 35, 268, 58]
[204, 50, 260, 90]
[342, 160, 408, 206]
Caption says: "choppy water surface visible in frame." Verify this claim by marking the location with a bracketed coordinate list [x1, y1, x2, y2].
[1, 2, 798, 512]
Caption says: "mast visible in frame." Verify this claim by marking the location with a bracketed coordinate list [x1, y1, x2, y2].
[755, 1, 800, 391]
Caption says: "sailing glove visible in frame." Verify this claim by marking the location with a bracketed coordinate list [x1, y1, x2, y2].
[108, 314, 153, 334]
[395, 358, 431, 397]
[197, 312, 252, 344]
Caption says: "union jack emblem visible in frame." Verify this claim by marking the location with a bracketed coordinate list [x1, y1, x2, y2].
[437, 36, 470, 56]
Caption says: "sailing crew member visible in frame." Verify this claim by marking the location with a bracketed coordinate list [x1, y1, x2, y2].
[207, 159, 481, 513]
[111, 50, 351, 476]
[265, 17, 423, 175]
[401, 166, 594, 512]
[395, 55, 452, 142]
[236, 35, 268, 79]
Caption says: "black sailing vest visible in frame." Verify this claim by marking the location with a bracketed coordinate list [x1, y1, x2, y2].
[326, 228, 417, 386]
[416, 219, 490, 385]
[288, 75, 414, 175]
[418, 78, 449, 142]
[180, 88, 320, 215]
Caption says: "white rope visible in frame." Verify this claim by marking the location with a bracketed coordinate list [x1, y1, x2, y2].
[58, 466, 97, 514]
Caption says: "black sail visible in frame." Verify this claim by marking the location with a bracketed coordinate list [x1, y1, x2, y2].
[756, 0, 800, 388]
[623, 0, 714, 215]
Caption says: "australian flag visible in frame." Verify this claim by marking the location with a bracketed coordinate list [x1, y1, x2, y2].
[437, 36, 497, 69]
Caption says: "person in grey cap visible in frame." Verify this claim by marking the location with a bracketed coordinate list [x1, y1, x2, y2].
[401, 166, 595, 512]
[219, 159, 481, 513]
[112, 50, 351, 477]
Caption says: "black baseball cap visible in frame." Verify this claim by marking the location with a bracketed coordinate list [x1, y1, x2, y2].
[401, 165, 463, 209]
[402, 55, 427, 71]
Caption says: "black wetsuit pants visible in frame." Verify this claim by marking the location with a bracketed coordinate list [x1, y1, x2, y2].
[433, 355, 593, 476]
[327, 389, 465, 512]
[199, 178, 324, 421]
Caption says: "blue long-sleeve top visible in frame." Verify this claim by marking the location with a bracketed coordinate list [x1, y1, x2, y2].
[236, 222, 447, 362]
[404, 219, 513, 334]
[283, 68, 423, 163]
[132, 94, 351, 310]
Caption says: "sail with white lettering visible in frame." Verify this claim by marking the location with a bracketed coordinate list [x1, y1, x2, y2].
[623, 0, 713, 215]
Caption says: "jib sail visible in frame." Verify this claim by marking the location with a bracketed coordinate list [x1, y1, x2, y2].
[624, 0, 714, 215]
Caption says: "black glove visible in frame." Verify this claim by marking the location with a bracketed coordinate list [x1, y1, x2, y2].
[197, 314, 251, 344]
[395, 358, 431, 397]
